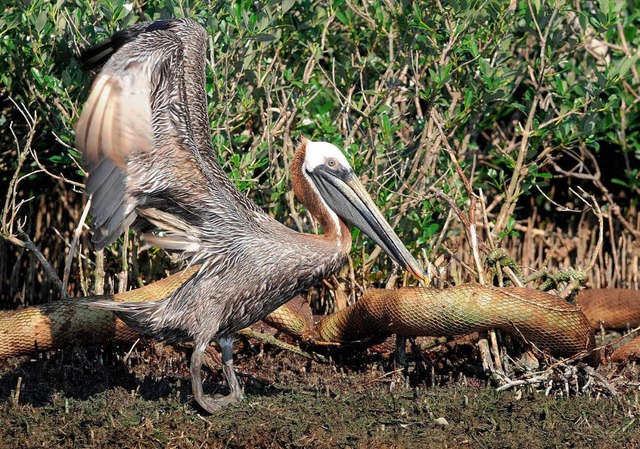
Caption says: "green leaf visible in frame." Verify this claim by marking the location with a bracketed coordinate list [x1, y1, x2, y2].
[35, 10, 48, 33]
[30, 67, 43, 85]
[463, 88, 474, 109]
[612, 54, 639, 81]
[251, 33, 277, 42]
[380, 114, 391, 136]
[282, 0, 295, 14]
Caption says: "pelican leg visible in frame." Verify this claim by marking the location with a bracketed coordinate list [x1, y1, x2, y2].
[220, 336, 244, 402]
[190, 337, 243, 414]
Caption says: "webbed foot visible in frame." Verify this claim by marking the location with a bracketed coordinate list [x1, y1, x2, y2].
[194, 390, 243, 414]
[190, 337, 243, 413]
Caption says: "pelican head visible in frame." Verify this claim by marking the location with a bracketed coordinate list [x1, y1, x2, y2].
[299, 138, 426, 282]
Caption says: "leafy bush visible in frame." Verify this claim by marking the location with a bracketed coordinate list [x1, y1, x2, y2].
[1, 0, 638, 304]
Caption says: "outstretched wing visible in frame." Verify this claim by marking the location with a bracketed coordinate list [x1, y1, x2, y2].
[76, 18, 266, 253]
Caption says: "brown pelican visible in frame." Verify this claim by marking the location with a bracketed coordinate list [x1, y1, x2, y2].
[77, 18, 425, 413]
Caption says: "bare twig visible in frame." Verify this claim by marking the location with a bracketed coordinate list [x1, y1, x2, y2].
[239, 327, 327, 363]
[4, 231, 67, 299]
[2, 100, 37, 235]
[62, 197, 92, 293]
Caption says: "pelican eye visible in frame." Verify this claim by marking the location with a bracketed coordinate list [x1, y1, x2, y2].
[326, 158, 338, 169]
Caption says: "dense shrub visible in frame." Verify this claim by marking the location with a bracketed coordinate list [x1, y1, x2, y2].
[1, 0, 638, 304]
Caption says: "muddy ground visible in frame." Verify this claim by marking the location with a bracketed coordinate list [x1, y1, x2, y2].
[1, 335, 639, 449]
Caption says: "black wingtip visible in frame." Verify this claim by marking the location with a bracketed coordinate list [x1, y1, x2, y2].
[77, 20, 176, 71]
[78, 26, 143, 71]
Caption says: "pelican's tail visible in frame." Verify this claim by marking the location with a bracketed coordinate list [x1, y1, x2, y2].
[89, 298, 186, 342]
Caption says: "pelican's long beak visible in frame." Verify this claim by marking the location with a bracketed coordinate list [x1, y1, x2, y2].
[308, 166, 427, 282]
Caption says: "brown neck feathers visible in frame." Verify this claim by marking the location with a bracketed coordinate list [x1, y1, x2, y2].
[290, 140, 350, 246]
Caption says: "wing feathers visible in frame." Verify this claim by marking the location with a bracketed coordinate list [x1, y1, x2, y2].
[90, 169, 125, 227]
[139, 207, 202, 255]
[76, 18, 268, 258]
[77, 71, 152, 169]
[86, 77, 115, 164]
[76, 29, 173, 249]
[79, 20, 175, 71]
[92, 204, 136, 249]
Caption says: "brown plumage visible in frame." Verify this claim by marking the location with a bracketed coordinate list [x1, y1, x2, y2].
[76, 18, 425, 413]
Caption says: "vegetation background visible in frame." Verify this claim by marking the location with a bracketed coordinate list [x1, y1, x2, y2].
[0, 0, 639, 447]
[1, 0, 639, 302]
